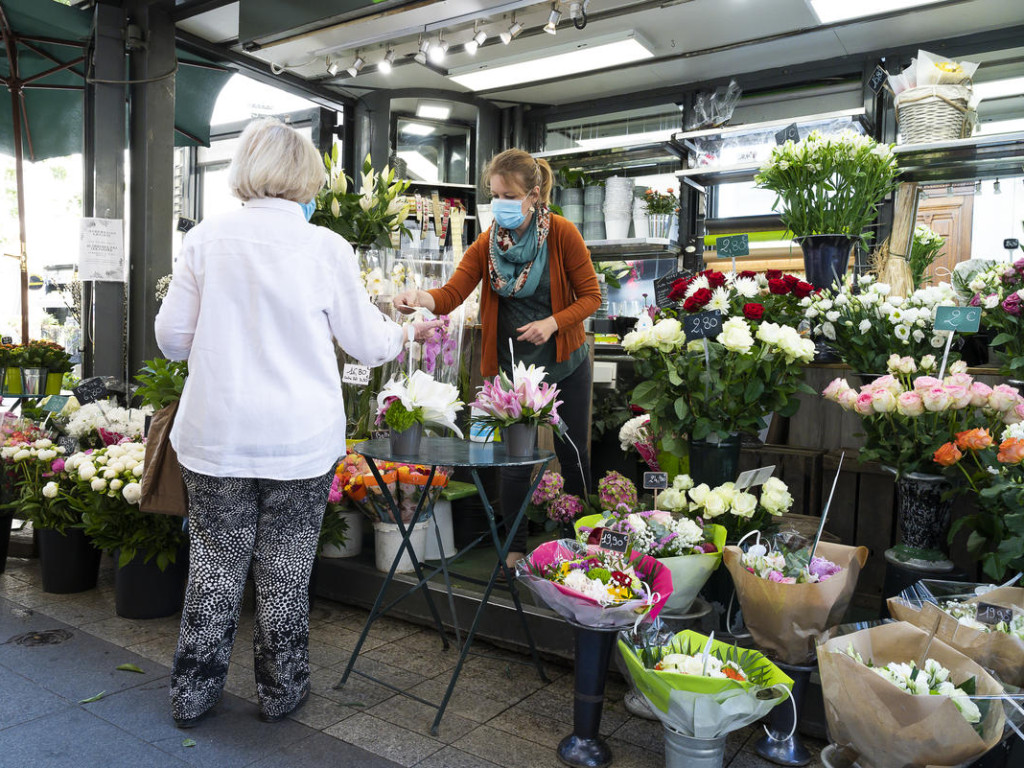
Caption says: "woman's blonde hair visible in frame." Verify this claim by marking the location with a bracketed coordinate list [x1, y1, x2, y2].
[228, 117, 326, 203]
[483, 149, 554, 206]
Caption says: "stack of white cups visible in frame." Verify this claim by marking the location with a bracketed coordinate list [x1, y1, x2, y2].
[603, 177, 635, 239]
[632, 195, 649, 239]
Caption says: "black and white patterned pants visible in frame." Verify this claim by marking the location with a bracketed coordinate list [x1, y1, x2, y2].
[171, 465, 334, 721]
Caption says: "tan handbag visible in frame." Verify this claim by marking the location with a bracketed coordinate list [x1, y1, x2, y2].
[140, 400, 188, 516]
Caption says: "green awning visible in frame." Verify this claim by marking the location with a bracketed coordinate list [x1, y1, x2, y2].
[0, 0, 231, 161]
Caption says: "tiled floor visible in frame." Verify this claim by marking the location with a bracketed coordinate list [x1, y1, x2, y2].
[0, 554, 826, 768]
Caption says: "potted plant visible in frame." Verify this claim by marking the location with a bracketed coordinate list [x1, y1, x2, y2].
[642, 188, 679, 239]
[959, 256, 1024, 382]
[17, 340, 50, 396]
[37, 341, 72, 395]
[376, 369, 463, 455]
[66, 443, 188, 618]
[471, 361, 564, 457]
[319, 469, 359, 558]
[755, 131, 899, 288]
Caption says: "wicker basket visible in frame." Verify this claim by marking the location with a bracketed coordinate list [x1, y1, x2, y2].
[895, 84, 974, 144]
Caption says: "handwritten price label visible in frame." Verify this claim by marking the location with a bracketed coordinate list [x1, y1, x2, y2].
[868, 65, 889, 94]
[643, 471, 668, 490]
[587, 527, 631, 554]
[975, 602, 1015, 626]
[716, 234, 749, 258]
[684, 310, 723, 341]
[933, 306, 981, 333]
[72, 377, 108, 405]
[342, 364, 371, 387]
[775, 123, 800, 145]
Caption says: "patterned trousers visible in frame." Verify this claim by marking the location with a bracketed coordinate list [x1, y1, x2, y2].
[171, 465, 334, 721]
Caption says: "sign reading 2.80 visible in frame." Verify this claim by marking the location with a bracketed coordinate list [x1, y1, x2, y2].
[684, 310, 723, 341]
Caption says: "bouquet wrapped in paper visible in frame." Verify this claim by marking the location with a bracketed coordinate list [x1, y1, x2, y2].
[724, 536, 868, 664]
[395, 464, 449, 524]
[818, 621, 1007, 768]
[515, 539, 671, 629]
[888, 580, 1024, 688]
[618, 627, 793, 739]
[575, 511, 726, 614]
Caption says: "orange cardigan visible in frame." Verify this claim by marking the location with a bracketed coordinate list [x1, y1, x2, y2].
[428, 214, 601, 377]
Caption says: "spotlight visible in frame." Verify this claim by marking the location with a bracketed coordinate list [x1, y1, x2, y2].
[414, 36, 430, 65]
[466, 24, 486, 55]
[500, 16, 522, 45]
[544, 7, 561, 35]
[378, 48, 395, 74]
[994, 178, 1002, 194]
[326, 57, 339, 76]
[429, 32, 448, 63]
[346, 54, 365, 77]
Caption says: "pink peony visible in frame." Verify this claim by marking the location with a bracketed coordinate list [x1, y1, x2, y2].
[854, 392, 875, 416]
[969, 382, 993, 407]
[896, 391, 925, 417]
[51, 458, 65, 473]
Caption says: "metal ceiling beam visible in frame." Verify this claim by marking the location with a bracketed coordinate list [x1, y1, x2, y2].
[172, 0, 236, 22]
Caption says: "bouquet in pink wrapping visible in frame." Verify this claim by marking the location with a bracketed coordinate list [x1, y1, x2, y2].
[515, 539, 672, 629]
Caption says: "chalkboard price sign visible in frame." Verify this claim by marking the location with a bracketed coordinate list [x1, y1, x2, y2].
[1004, 238, 1020, 250]
[41, 395, 70, 413]
[1, 336, 11, 344]
[684, 310, 723, 341]
[716, 234, 749, 258]
[643, 471, 668, 490]
[975, 602, 1015, 626]
[933, 305, 981, 333]
[868, 65, 889, 94]
[588, 527, 630, 554]
[58, 435, 79, 454]
[774, 123, 800, 145]
[176, 217, 197, 233]
[372, 429, 390, 441]
[654, 270, 687, 307]
[72, 377, 108, 405]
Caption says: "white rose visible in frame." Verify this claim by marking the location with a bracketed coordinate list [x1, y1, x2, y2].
[731, 492, 758, 519]
[755, 322, 782, 345]
[91, 477, 107, 492]
[719, 317, 754, 354]
[688, 483, 711, 507]
[650, 319, 684, 352]
[702, 490, 728, 518]
[714, 482, 737, 505]
[672, 474, 694, 491]
[122, 482, 143, 505]
[42, 482, 59, 499]
[658, 488, 686, 512]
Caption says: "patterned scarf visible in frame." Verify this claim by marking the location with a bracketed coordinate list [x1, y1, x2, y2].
[487, 204, 552, 298]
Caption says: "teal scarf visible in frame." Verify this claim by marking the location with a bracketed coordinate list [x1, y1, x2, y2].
[487, 205, 551, 299]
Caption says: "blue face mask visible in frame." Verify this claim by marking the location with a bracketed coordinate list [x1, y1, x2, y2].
[491, 198, 527, 230]
[299, 199, 316, 221]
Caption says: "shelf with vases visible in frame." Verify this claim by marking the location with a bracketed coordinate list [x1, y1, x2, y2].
[533, 137, 686, 173]
[891, 130, 1024, 182]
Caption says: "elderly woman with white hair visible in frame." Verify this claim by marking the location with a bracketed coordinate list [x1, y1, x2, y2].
[155, 118, 426, 728]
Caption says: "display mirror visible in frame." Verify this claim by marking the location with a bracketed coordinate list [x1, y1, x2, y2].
[394, 117, 471, 185]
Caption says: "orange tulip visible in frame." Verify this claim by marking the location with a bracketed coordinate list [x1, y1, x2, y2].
[955, 428, 994, 451]
[934, 442, 963, 467]
[997, 438, 1024, 465]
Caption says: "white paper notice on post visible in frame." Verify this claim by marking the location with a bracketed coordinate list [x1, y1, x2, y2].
[79, 218, 126, 282]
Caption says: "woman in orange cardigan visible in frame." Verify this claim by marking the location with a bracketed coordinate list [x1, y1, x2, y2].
[395, 148, 601, 568]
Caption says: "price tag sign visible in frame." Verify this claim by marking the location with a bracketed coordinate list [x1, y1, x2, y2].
[975, 602, 1015, 626]
[72, 377, 108, 405]
[934, 305, 981, 333]
[342, 364, 371, 387]
[371, 429, 390, 441]
[1004, 238, 1020, 250]
[654, 270, 688, 308]
[58, 435, 79, 454]
[1, 336, 11, 344]
[735, 465, 777, 491]
[868, 65, 889, 94]
[774, 123, 800, 145]
[587, 527, 631, 554]
[716, 234, 749, 259]
[41, 395, 70, 413]
[684, 310, 723, 341]
[643, 471, 668, 490]
[176, 217, 197, 234]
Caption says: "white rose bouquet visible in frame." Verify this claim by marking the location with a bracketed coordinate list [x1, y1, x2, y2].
[656, 472, 794, 541]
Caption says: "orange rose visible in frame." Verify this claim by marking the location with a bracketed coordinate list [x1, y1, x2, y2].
[955, 428, 994, 451]
[934, 442, 963, 467]
[997, 438, 1024, 465]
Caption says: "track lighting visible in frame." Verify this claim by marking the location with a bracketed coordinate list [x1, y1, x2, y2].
[346, 53, 364, 77]
[500, 15, 523, 45]
[570, 0, 591, 30]
[378, 47, 395, 74]
[429, 31, 448, 63]
[326, 57, 339, 76]
[414, 36, 430, 65]
[544, 6, 561, 35]
[466, 24, 486, 55]
[994, 178, 1002, 194]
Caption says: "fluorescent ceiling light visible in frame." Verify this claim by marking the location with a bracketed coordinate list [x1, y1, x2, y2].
[398, 150, 439, 181]
[451, 34, 654, 92]
[808, 0, 946, 24]
[974, 77, 1024, 101]
[416, 102, 451, 120]
[575, 128, 677, 150]
[401, 123, 436, 136]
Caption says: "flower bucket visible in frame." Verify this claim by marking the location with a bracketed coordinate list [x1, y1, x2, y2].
[649, 213, 672, 239]
[4, 367, 21, 395]
[45, 372, 62, 395]
[796, 235, 855, 291]
[373, 521, 428, 573]
[113, 547, 187, 619]
[503, 422, 537, 458]
[605, 217, 630, 240]
[688, 434, 742, 489]
[664, 728, 727, 768]
[321, 510, 363, 558]
[389, 422, 423, 457]
[20, 366, 47, 396]
[891, 470, 953, 559]
[36, 527, 102, 594]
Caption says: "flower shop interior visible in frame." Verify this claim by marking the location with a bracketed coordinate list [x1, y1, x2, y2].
[3, 1, 1024, 767]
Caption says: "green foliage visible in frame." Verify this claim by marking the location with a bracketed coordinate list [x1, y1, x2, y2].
[909, 225, 945, 290]
[591, 385, 633, 441]
[950, 477, 1024, 581]
[79, 495, 187, 570]
[556, 167, 599, 188]
[134, 358, 187, 409]
[383, 400, 422, 432]
[318, 506, 350, 553]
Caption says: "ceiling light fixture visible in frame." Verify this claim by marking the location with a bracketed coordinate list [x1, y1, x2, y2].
[466, 23, 486, 55]
[808, 0, 946, 24]
[994, 178, 1002, 195]
[569, 1, 590, 30]
[429, 31, 448, 63]
[500, 14, 522, 45]
[378, 47, 395, 74]
[414, 35, 430, 65]
[325, 56, 340, 77]
[416, 101, 452, 120]
[544, 5, 562, 35]
[346, 53, 365, 77]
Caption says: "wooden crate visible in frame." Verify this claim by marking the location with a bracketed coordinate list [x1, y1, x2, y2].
[738, 445, 824, 518]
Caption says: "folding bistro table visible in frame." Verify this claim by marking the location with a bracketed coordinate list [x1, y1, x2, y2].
[334, 436, 554, 735]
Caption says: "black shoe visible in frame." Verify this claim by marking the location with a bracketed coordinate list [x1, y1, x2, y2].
[174, 709, 211, 729]
[260, 685, 310, 723]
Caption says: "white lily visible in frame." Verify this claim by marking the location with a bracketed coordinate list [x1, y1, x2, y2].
[510, 361, 547, 389]
[377, 370, 464, 437]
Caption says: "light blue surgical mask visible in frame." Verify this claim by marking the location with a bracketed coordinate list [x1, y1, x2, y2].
[491, 198, 527, 230]
[299, 199, 316, 221]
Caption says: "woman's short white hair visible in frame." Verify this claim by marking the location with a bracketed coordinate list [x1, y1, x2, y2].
[228, 117, 326, 203]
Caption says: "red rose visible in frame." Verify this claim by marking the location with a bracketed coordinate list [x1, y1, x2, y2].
[668, 278, 691, 301]
[739, 270, 757, 279]
[743, 302, 765, 320]
[782, 274, 800, 288]
[629, 405, 646, 414]
[766, 270, 783, 280]
[705, 271, 727, 289]
[683, 288, 713, 311]
[768, 278, 789, 295]
[793, 281, 814, 299]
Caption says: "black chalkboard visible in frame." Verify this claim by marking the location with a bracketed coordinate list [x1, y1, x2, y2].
[643, 471, 668, 490]
[1004, 238, 1020, 250]
[1, 336, 11, 344]
[177, 217, 197, 233]
[683, 310, 724, 341]
[775, 123, 800, 145]
[868, 65, 889, 94]
[72, 377, 108, 405]
[716, 234, 749, 258]
[597, 528, 630, 554]
[58, 435, 79, 454]
[41, 395, 70, 413]
[654, 270, 687, 308]
[975, 602, 1015, 626]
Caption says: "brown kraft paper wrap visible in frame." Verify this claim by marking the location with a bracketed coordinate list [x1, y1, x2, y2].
[888, 585, 1024, 688]
[817, 621, 1005, 768]
[723, 541, 868, 664]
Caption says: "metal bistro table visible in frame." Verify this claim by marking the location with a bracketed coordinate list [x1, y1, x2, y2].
[334, 437, 555, 735]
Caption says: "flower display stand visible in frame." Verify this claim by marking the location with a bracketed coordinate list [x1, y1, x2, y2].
[754, 659, 816, 767]
[557, 623, 619, 768]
